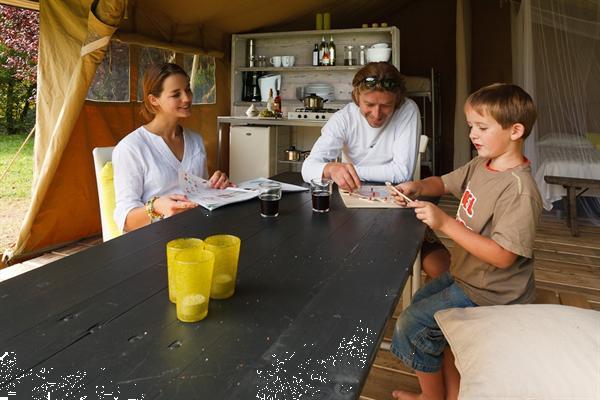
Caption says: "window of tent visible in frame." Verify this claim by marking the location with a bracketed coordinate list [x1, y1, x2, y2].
[136, 47, 216, 105]
[183, 53, 216, 104]
[86, 41, 130, 102]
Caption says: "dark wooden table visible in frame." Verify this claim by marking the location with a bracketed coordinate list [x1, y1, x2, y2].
[0, 173, 425, 399]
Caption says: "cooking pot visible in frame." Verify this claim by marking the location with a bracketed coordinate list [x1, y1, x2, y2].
[303, 93, 328, 110]
[285, 146, 310, 161]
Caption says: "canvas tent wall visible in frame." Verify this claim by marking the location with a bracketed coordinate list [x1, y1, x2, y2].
[0, 0, 513, 263]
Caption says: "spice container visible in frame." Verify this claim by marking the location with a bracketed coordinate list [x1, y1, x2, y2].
[359, 45, 366, 65]
[344, 45, 356, 66]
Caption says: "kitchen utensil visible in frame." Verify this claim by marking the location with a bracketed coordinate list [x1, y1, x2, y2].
[258, 74, 281, 102]
[285, 146, 302, 161]
[303, 93, 328, 110]
[247, 39, 255, 67]
[371, 42, 390, 48]
[366, 47, 391, 62]
[245, 104, 259, 117]
[296, 83, 335, 101]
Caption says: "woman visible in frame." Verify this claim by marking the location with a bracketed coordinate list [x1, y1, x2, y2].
[113, 62, 230, 233]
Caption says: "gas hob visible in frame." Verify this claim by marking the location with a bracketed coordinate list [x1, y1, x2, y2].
[287, 108, 338, 121]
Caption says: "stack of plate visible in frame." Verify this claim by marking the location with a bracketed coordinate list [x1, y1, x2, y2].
[299, 83, 335, 101]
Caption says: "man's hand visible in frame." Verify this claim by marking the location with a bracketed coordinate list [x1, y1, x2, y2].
[209, 170, 233, 189]
[155, 194, 197, 217]
[323, 162, 361, 191]
[407, 200, 450, 230]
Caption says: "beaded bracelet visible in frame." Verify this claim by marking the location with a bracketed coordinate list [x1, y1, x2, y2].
[145, 196, 164, 222]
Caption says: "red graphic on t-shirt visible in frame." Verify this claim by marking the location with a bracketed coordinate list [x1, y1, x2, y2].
[460, 186, 476, 218]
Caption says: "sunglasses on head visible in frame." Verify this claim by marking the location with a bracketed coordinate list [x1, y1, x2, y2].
[360, 76, 398, 90]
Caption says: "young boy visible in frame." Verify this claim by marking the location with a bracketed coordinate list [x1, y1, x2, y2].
[388, 83, 542, 400]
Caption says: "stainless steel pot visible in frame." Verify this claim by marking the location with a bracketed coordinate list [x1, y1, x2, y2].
[285, 147, 310, 161]
[285, 146, 302, 161]
[303, 93, 328, 110]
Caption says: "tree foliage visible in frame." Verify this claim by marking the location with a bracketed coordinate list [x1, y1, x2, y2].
[0, 5, 38, 135]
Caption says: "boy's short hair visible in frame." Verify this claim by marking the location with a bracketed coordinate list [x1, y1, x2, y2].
[467, 83, 537, 139]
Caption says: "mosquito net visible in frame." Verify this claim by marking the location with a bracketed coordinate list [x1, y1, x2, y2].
[512, 0, 600, 225]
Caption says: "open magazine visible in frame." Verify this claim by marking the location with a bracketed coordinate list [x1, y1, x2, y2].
[179, 173, 308, 211]
[179, 171, 258, 211]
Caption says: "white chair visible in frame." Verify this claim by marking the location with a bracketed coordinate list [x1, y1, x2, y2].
[92, 146, 120, 242]
[401, 134, 429, 309]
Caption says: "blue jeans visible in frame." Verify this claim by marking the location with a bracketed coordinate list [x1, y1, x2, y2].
[390, 272, 477, 372]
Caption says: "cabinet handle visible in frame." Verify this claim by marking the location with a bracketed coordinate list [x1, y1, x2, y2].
[246, 132, 252, 136]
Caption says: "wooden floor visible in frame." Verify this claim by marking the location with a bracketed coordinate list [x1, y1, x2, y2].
[359, 195, 600, 399]
[2, 195, 599, 399]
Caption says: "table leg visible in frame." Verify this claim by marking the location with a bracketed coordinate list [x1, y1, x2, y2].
[567, 186, 579, 236]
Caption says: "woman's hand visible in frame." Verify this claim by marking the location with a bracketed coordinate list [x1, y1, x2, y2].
[209, 170, 234, 189]
[154, 194, 197, 217]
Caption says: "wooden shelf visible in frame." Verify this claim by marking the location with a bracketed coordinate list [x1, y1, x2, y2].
[236, 65, 362, 72]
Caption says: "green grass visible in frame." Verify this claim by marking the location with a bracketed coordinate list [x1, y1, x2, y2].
[0, 133, 34, 200]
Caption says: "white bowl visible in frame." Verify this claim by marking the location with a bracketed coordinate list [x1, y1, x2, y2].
[366, 47, 392, 63]
[371, 42, 390, 49]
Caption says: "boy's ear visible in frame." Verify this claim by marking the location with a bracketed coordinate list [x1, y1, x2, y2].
[510, 123, 526, 140]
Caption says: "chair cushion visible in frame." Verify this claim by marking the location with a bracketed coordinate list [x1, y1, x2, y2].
[100, 162, 121, 240]
[434, 304, 600, 400]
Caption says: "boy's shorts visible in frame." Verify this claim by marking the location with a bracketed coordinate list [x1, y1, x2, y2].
[421, 227, 448, 258]
[390, 272, 477, 372]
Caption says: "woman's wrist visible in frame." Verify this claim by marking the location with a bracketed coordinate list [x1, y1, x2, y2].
[145, 196, 164, 222]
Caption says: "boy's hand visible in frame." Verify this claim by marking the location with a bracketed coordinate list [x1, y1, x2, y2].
[408, 200, 449, 230]
[389, 181, 421, 206]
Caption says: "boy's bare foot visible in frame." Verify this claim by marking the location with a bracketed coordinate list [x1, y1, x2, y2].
[391, 389, 420, 399]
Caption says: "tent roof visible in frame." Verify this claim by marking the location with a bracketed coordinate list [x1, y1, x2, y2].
[1, 0, 414, 51]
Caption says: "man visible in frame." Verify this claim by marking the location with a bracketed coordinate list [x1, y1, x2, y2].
[301, 62, 421, 190]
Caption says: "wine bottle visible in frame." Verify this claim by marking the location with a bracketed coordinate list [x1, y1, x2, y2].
[312, 44, 319, 66]
[274, 90, 282, 114]
[266, 88, 274, 112]
[328, 36, 336, 66]
[319, 36, 328, 66]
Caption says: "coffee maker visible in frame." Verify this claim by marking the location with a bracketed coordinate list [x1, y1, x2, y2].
[242, 71, 262, 102]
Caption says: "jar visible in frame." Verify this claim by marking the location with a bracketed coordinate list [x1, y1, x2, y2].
[359, 45, 366, 65]
[344, 45, 356, 66]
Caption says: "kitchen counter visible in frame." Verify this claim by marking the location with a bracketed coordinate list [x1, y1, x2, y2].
[217, 116, 327, 170]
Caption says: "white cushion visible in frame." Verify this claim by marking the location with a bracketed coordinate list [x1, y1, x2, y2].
[434, 304, 600, 400]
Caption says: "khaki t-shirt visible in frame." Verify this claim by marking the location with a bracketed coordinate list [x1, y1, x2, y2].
[441, 157, 542, 306]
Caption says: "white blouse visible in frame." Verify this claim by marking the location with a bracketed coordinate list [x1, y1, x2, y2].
[112, 126, 208, 231]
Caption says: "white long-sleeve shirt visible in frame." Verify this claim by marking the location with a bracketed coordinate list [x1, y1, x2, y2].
[301, 99, 420, 184]
[112, 126, 208, 232]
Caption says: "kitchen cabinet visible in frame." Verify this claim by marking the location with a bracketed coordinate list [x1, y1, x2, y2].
[230, 27, 400, 116]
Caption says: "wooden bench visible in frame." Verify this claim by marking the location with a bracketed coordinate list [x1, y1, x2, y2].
[543, 175, 600, 236]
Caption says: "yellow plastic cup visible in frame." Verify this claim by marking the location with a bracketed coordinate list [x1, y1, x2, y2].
[174, 249, 215, 322]
[166, 238, 204, 303]
[204, 234, 241, 299]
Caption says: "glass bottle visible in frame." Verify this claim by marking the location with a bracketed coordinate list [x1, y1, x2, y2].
[274, 90, 282, 114]
[359, 45, 366, 66]
[344, 45, 354, 66]
[319, 36, 328, 66]
[312, 44, 319, 66]
[328, 36, 336, 66]
[266, 88, 274, 112]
